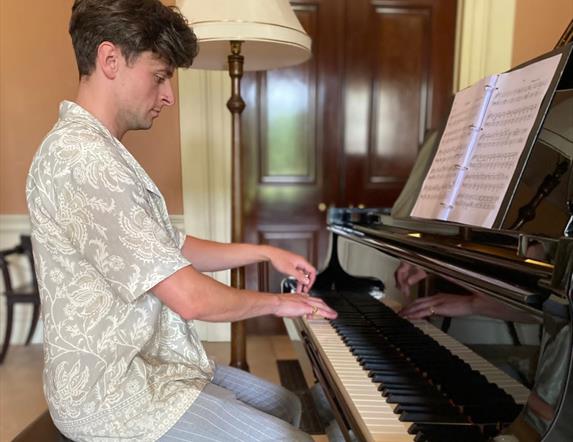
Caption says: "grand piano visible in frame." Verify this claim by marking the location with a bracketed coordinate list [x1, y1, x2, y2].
[284, 43, 573, 442]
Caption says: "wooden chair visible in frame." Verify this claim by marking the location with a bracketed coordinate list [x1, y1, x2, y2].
[0, 235, 41, 364]
[13, 410, 72, 442]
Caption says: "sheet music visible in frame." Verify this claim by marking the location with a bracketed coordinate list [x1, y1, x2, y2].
[449, 53, 562, 227]
[411, 75, 498, 220]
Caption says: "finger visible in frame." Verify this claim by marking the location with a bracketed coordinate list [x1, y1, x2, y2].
[297, 262, 316, 274]
[399, 273, 413, 294]
[399, 300, 432, 317]
[308, 299, 337, 319]
[304, 302, 318, 320]
[299, 276, 310, 292]
[406, 271, 426, 287]
[295, 280, 303, 293]
[405, 302, 439, 319]
[296, 265, 310, 277]
[400, 296, 432, 310]
[320, 306, 338, 319]
[395, 267, 407, 289]
[310, 305, 337, 319]
[403, 309, 431, 320]
[307, 270, 316, 290]
[297, 277, 310, 292]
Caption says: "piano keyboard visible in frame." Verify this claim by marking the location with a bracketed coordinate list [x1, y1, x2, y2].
[298, 291, 531, 442]
[305, 318, 414, 442]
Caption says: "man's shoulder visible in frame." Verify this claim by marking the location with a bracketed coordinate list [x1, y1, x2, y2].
[47, 118, 110, 151]
[36, 118, 125, 169]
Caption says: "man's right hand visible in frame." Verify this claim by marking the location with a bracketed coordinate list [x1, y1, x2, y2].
[273, 293, 337, 320]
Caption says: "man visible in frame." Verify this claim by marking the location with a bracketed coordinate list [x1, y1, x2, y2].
[26, 1, 337, 440]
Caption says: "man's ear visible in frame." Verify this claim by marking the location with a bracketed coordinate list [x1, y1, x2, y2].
[96, 42, 122, 79]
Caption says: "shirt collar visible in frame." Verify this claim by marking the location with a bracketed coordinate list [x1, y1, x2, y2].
[59, 100, 118, 141]
[58, 101, 163, 197]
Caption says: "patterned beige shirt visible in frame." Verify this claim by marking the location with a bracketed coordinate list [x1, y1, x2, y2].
[26, 101, 214, 441]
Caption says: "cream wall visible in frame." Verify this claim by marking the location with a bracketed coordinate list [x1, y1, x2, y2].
[0, 0, 184, 215]
[455, 0, 517, 90]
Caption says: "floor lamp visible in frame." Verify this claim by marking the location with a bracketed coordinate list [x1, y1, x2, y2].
[186, 0, 312, 370]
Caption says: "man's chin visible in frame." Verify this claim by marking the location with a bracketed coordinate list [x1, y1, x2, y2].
[132, 120, 154, 131]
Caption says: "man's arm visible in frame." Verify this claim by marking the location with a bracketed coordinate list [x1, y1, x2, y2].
[151, 264, 336, 322]
[181, 236, 316, 292]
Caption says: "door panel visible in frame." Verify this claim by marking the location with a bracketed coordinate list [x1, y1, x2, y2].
[370, 7, 429, 181]
[260, 8, 318, 183]
[344, 0, 457, 208]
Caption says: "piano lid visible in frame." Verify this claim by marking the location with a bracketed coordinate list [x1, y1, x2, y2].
[501, 88, 573, 237]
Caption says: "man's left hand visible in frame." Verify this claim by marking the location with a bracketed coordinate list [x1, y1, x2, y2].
[263, 246, 316, 293]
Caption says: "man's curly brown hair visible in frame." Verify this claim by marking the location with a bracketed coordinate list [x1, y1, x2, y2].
[69, 0, 198, 76]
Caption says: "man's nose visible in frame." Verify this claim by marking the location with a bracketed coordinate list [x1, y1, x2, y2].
[162, 79, 175, 106]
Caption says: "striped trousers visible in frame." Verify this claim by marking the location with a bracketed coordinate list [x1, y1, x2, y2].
[159, 364, 313, 441]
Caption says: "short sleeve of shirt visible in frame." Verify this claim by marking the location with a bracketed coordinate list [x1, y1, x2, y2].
[55, 144, 190, 303]
[174, 225, 187, 250]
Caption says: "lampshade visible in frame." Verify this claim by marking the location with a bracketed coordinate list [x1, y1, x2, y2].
[184, 0, 312, 71]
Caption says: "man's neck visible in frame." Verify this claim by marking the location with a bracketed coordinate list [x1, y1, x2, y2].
[76, 78, 125, 140]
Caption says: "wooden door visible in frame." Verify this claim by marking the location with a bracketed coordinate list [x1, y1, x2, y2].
[242, 0, 457, 334]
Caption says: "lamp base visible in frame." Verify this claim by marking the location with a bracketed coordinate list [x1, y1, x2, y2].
[230, 320, 249, 371]
[227, 41, 249, 371]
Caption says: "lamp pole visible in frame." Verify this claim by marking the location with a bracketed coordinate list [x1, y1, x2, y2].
[227, 41, 249, 371]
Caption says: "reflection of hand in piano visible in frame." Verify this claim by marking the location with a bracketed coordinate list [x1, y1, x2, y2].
[394, 261, 427, 296]
[399, 289, 538, 324]
[394, 261, 538, 324]
[399, 292, 476, 320]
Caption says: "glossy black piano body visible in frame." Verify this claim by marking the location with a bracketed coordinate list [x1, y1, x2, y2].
[287, 210, 571, 441]
[285, 45, 573, 442]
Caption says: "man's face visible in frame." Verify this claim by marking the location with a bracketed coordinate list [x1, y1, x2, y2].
[115, 51, 175, 132]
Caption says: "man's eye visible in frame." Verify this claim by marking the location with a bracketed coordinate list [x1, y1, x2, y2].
[154, 74, 166, 84]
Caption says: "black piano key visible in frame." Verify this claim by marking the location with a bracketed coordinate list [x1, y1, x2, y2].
[361, 360, 412, 370]
[394, 403, 459, 416]
[367, 367, 420, 378]
[409, 423, 487, 442]
[386, 394, 450, 406]
[371, 373, 429, 386]
[399, 411, 469, 423]
[378, 384, 439, 398]
[379, 384, 439, 397]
